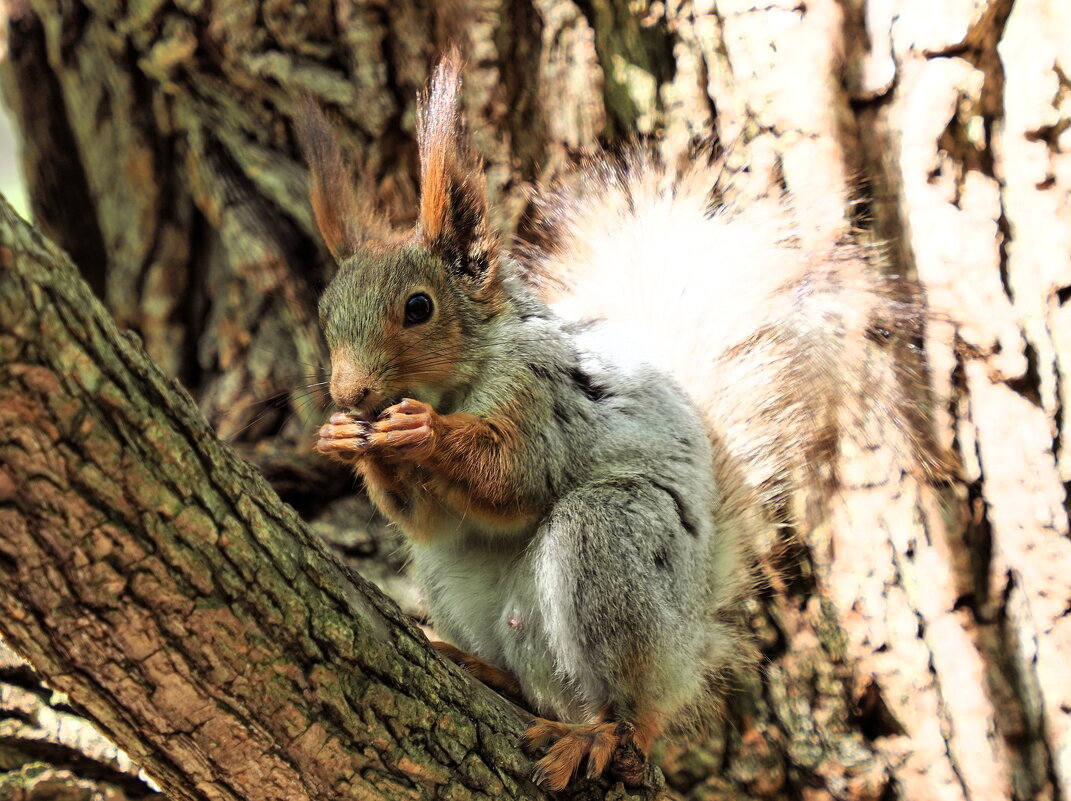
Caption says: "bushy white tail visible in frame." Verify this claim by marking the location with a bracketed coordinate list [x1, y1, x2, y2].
[520, 152, 933, 530]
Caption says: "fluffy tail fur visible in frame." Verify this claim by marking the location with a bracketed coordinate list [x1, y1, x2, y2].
[519, 153, 934, 536]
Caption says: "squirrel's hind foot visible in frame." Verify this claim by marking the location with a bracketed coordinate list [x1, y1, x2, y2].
[521, 717, 652, 791]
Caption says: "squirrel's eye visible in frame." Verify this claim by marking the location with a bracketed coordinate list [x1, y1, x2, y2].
[404, 292, 433, 326]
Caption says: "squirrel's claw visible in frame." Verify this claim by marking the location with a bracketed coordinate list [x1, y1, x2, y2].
[329, 411, 362, 425]
[319, 421, 370, 440]
[379, 397, 432, 418]
[316, 400, 440, 459]
[365, 399, 438, 457]
[315, 417, 371, 460]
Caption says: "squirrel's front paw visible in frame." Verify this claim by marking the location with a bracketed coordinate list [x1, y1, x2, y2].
[316, 412, 371, 461]
[367, 398, 439, 459]
[316, 399, 439, 461]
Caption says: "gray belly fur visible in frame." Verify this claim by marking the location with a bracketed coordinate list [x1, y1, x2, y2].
[409, 534, 591, 719]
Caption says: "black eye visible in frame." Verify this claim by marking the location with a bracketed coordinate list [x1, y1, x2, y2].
[404, 292, 433, 326]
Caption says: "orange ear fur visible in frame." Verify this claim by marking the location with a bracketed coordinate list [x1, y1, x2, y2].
[294, 99, 389, 260]
[416, 50, 498, 280]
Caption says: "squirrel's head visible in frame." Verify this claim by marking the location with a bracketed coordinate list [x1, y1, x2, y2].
[298, 50, 502, 418]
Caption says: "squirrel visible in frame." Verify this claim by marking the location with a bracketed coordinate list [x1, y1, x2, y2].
[300, 51, 931, 792]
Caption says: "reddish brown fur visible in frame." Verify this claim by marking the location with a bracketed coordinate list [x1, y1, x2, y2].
[317, 396, 539, 544]
[415, 49, 498, 284]
[390, 313, 466, 397]
[421, 410, 522, 502]
[417, 47, 464, 242]
[432, 642, 528, 707]
[630, 707, 664, 753]
[389, 404, 538, 534]
[584, 726, 617, 779]
[521, 709, 664, 791]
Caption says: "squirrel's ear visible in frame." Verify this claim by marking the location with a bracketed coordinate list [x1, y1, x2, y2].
[417, 50, 498, 283]
[294, 99, 389, 261]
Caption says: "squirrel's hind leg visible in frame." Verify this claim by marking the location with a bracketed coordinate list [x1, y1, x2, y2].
[432, 641, 529, 708]
[520, 710, 662, 791]
[521, 476, 707, 790]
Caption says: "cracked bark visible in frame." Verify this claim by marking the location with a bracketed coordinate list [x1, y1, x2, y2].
[0, 198, 546, 801]
[1, 0, 1069, 800]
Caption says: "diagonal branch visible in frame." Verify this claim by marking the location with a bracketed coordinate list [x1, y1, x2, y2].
[0, 194, 545, 801]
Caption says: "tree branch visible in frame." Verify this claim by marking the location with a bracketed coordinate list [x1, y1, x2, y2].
[0, 195, 545, 801]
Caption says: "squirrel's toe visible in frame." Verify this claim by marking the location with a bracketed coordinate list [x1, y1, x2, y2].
[523, 718, 646, 791]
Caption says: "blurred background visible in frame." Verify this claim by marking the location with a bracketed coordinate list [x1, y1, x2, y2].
[0, 100, 28, 218]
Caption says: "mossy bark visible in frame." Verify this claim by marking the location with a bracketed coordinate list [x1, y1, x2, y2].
[0, 196, 545, 801]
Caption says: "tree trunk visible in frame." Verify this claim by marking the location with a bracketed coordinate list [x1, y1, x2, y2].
[1, 1, 1069, 801]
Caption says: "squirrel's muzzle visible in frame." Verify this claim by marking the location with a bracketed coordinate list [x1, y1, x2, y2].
[329, 349, 382, 416]
[333, 385, 368, 410]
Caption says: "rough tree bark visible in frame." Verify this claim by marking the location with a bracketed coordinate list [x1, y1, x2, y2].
[0, 1, 1069, 801]
[0, 196, 548, 801]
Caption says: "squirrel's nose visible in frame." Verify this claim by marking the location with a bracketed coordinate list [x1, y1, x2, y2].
[332, 386, 368, 411]
[329, 349, 372, 411]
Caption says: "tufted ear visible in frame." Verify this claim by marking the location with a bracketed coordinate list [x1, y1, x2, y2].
[294, 99, 390, 261]
[416, 50, 498, 283]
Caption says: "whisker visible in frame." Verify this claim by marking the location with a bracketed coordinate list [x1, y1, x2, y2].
[248, 344, 329, 373]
